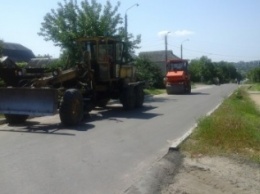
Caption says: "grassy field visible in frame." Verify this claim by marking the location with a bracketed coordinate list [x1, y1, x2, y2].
[247, 83, 260, 91]
[181, 87, 260, 163]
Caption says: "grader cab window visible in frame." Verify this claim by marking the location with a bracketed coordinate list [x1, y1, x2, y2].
[97, 43, 114, 63]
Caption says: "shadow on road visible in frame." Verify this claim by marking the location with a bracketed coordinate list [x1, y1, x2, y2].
[146, 97, 178, 103]
[189, 92, 210, 95]
[166, 92, 209, 96]
[0, 121, 95, 136]
[87, 105, 162, 123]
[0, 101, 162, 135]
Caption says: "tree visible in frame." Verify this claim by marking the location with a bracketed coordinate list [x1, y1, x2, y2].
[0, 39, 4, 86]
[38, 0, 140, 67]
[248, 67, 260, 83]
[0, 39, 3, 57]
[189, 56, 239, 84]
[135, 57, 164, 88]
[189, 56, 215, 83]
[189, 59, 202, 82]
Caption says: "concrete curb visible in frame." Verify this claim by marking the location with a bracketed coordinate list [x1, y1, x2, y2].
[169, 89, 234, 150]
[169, 123, 198, 150]
[169, 101, 223, 150]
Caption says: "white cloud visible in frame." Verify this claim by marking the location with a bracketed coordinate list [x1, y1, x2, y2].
[157, 30, 171, 37]
[174, 30, 195, 37]
[157, 30, 194, 38]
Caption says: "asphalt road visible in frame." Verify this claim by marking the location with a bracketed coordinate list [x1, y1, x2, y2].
[0, 84, 238, 194]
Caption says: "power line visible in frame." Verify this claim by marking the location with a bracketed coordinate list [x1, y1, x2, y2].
[167, 43, 259, 61]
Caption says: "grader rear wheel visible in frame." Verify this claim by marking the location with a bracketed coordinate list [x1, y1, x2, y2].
[135, 85, 144, 108]
[120, 87, 136, 110]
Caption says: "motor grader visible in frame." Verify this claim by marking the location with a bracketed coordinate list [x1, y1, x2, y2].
[0, 36, 144, 126]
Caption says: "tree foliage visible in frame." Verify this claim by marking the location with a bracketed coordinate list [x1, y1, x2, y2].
[0, 39, 3, 57]
[189, 56, 240, 84]
[135, 57, 164, 88]
[38, 0, 140, 67]
[248, 67, 260, 83]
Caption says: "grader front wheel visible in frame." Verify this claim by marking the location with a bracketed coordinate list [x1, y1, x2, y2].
[59, 89, 84, 126]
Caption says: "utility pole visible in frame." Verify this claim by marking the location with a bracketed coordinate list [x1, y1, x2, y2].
[181, 44, 183, 59]
[180, 39, 189, 59]
[164, 31, 170, 73]
[164, 31, 171, 63]
[165, 32, 170, 74]
[165, 35, 168, 64]
[125, 3, 139, 62]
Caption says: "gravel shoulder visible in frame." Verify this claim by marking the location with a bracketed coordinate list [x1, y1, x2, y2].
[161, 92, 260, 194]
[161, 155, 260, 194]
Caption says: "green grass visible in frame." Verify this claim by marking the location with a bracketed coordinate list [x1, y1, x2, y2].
[181, 87, 260, 163]
[144, 88, 166, 95]
[247, 83, 260, 91]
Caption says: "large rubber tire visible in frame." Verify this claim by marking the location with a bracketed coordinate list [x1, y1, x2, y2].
[59, 89, 84, 126]
[5, 114, 29, 125]
[186, 84, 191, 94]
[120, 87, 136, 110]
[135, 85, 144, 108]
[166, 88, 172, 95]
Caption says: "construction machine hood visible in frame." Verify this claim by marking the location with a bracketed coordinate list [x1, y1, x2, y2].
[166, 70, 186, 82]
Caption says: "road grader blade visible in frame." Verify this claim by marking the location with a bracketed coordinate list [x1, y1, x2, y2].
[0, 88, 58, 116]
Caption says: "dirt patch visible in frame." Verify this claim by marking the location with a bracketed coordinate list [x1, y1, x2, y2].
[161, 155, 260, 194]
[249, 92, 260, 110]
[161, 92, 260, 194]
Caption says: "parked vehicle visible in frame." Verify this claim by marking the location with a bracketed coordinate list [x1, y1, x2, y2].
[0, 36, 144, 126]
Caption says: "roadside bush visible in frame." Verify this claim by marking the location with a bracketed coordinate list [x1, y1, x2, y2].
[135, 57, 164, 89]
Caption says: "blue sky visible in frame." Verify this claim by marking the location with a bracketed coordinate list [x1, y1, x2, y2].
[0, 0, 259, 62]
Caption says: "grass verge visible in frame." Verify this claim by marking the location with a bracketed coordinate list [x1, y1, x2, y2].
[144, 88, 165, 95]
[247, 83, 260, 91]
[181, 87, 260, 163]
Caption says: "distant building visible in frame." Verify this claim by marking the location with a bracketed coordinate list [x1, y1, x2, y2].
[138, 50, 180, 74]
[2, 42, 35, 62]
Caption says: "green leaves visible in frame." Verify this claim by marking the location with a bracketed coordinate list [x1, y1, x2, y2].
[38, 0, 139, 67]
[39, 0, 123, 43]
[189, 56, 240, 84]
[248, 67, 260, 83]
[135, 57, 164, 88]
[0, 39, 4, 57]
